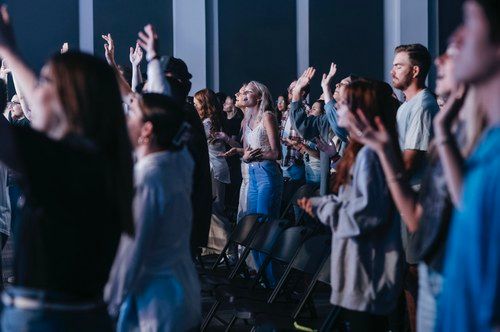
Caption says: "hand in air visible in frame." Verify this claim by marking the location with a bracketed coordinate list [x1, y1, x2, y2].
[101, 33, 116, 66]
[129, 43, 143, 67]
[348, 109, 391, 152]
[293, 67, 316, 96]
[321, 62, 337, 91]
[137, 24, 159, 61]
[60, 42, 69, 54]
[0, 5, 16, 51]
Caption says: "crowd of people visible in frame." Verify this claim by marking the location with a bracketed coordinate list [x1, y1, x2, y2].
[0, 0, 498, 331]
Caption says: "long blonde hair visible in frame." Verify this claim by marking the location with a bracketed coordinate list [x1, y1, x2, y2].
[245, 81, 275, 124]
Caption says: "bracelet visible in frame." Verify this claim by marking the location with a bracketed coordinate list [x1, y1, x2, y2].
[147, 54, 161, 62]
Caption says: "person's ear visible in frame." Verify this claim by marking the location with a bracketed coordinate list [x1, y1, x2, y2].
[140, 121, 154, 143]
[412, 65, 420, 79]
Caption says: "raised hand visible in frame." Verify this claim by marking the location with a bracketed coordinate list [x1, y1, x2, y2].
[433, 85, 468, 138]
[297, 198, 314, 217]
[129, 43, 143, 67]
[137, 24, 159, 61]
[348, 109, 391, 152]
[101, 33, 116, 66]
[293, 67, 316, 95]
[321, 62, 337, 90]
[60, 42, 69, 54]
[0, 5, 15, 51]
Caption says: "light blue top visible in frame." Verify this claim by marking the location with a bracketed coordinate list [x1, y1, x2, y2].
[437, 127, 500, 332]
[106, 148, 201, 331]
[396, 88, 439, 151]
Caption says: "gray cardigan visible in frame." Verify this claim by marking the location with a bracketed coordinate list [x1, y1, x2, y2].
[309, 146, 404, 315]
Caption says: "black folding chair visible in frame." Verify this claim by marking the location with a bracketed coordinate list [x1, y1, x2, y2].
[224, 234, 331, 331]
[201, 226, 311, 331]
[211, 213, 265, 271]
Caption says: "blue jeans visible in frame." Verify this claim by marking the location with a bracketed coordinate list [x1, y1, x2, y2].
[247, 161, 283, 287]
[1, 287, 112, 332]
[282, 163, 305, 181]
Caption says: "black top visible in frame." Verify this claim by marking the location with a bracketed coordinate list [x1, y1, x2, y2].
[222, 110, 244, 139]
[0, 118, 121, 300]
[183, 103, 213, 249]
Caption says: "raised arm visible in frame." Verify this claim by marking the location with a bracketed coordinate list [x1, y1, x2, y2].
[321, 62, 337, 104]
[129, 43, 143, 92]
[0, 6, 38, 113]
[137, 24, 171, 96]
[12, 74, 31, 120]
[102, 33, 133, 100]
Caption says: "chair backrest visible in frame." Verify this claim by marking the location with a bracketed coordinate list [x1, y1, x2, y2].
[292, 184, 319, 202]
[249, 219, 292, 255]
[230, 214, 264, 245]
[269, 226, 311, 264]
[317, 254, 331, 285]
[290, 235, 331, 274]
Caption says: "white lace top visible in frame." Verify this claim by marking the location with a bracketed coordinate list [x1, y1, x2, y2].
[244, 112, 274, 152]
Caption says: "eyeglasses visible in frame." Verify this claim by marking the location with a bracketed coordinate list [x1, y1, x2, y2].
[335, 82, 348, 88]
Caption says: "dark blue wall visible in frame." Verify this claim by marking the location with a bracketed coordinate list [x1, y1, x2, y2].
[93, 0, 173, 69]
[8, 0, 79, 71]
[218, 0, 297, 99]
[309, 0, 385, 100]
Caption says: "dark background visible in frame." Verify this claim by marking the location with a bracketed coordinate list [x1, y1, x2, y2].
[7, 0, 463, 99]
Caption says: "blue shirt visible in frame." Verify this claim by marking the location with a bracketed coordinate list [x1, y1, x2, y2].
[437, 126, 500, 332]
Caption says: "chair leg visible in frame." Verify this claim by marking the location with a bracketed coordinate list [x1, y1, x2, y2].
[200, 300, 221, 332]
[319, 306, 341, 332]
[251, 255, 272, 289]
[212, 243, 230, 271]
[267, 263, 292, 303]
[228, 246, 252, 280]
[292, 280, 317, 320]
[224, 315, 238, 332]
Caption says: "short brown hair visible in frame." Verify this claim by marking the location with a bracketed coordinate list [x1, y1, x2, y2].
[395, 44, 432, 82]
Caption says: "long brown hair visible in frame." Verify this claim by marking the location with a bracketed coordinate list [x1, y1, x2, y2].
[194, 88, 223, 132]
[332, 79, 401, 193]
[49, 51, 134, 235]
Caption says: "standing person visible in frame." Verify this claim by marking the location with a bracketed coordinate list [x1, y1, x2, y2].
[194, 88, 230, 212]
[290, 64, 351, 195]
[0, 80, 9, 290]
[194, 89, 231, 253]
[276, 93, 288, 123]
[280, 81, 307, 206]
[106, 93, 201, 332]
[433, 1, 500, 331]
[0, 7, 134, 331]
[221, 95, 244, 216]
[391, 43, 439, 331]
[298, 79, 404, 332]
[241, 81, 282, 285]
[348, 43, 484, 332]
[133, 24, 212, 257]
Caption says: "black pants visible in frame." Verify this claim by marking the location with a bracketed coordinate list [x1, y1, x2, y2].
[339, 308, 388, 332]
